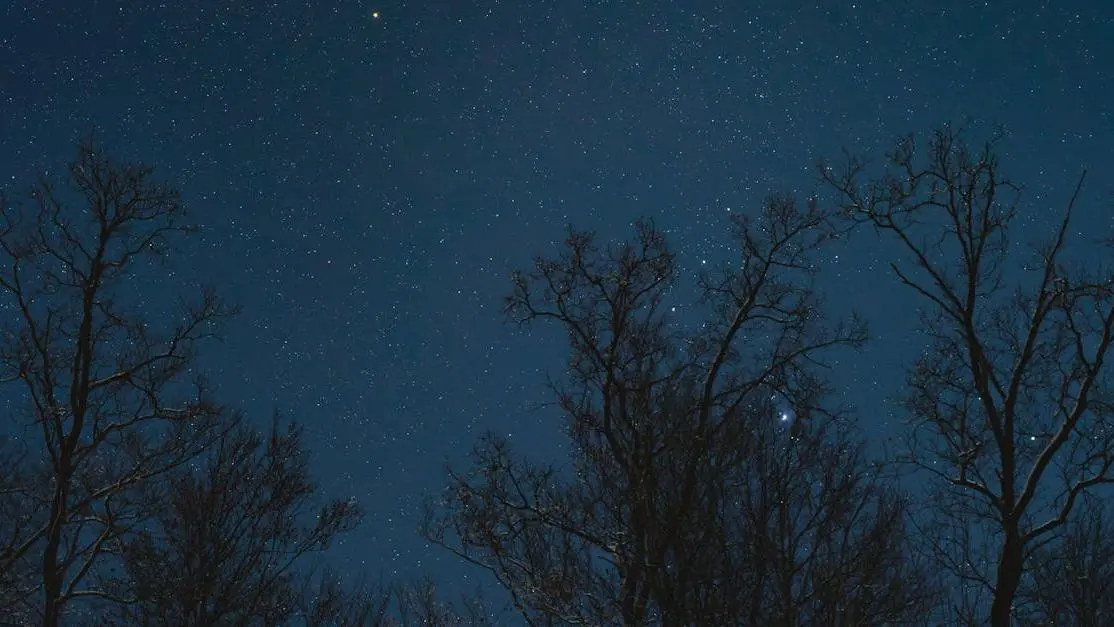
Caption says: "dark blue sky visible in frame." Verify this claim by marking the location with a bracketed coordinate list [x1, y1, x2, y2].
[3, 0, 1112, 601]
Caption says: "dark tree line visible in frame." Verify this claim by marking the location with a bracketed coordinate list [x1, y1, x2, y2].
[3, 126, 1111, 626]
[423, 125, 1113, 625]
[421, 200, 936, 625]
[0, 141, 485, 626]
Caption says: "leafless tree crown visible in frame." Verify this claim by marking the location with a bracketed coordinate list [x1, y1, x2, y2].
[0, 139, 238, 625]
[821, 124, 1114, 626]
[423, 200, 936, 625]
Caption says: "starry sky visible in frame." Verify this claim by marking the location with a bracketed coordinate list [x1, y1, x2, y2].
[2, 0, 1112, 604]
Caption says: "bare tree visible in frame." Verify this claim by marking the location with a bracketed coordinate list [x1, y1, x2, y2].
[821, 125, 1114, 626]
[723, 399, 939, 626]
[423, 198, 934, 624]
[1018, 495, 1114, 626]
[294, 569, 394, 627]
[0, 435, 34, 618]
[106, 416, 363, 626]
[291, 571, 498, 627]
[0, 139, 237, 626]
[387, 577, 497, 627]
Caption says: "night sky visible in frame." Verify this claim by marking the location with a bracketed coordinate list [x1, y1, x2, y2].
[2, 0, 1112, 604]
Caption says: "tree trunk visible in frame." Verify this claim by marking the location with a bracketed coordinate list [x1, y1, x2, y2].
[40, 478, 68, 627]
[990, 525, 1024, 627]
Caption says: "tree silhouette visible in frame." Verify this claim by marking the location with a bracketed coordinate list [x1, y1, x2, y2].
[106, 416, 362, 626]
[1018, 496, 1114, 626]
[423, 198, 936, 624]
[821, 124, 1114, 626]
[0, 138, 236, 626]
[0, 139, 503, 627]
